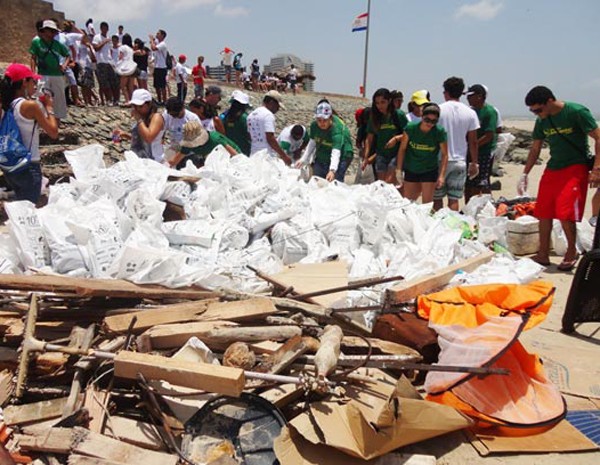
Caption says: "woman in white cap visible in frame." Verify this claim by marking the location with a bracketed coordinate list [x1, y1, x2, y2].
[127, 88, 164, 161]
[0, 63, 58, 204]
[220, 90, 251, 155]
[296, 100, 354, 182]
[396, 103, 448, 205]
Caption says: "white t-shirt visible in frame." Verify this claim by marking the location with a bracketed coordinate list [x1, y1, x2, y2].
[162, 109, 200, 145]
[247, 106, 276, 155]
[153, 41, 168, 69]
[175, 62, 188, 83]
[221, 51, 233, 67]
[439, 100, 480, 163]
[77, 42, 93, 68]
[92, 33, 111, 64]
[406, 112, 421, 123]
[277, 125, 306, 156]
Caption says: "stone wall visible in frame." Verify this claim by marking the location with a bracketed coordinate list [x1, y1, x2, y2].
[0, 0, 66, 65]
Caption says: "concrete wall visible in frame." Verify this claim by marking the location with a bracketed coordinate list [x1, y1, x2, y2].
[0, 0, 66, 65]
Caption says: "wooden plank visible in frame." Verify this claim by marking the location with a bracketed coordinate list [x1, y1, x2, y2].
[259, 383, 304, 408]
[114, 351, 245, 397]
[0, 370, 13, 406]
[74, 428, 178, 465]
[342, 336, 422, 358]
[145, 322, 302, 350]
[68, 455, 127, 465]
[0, 274, 218, 300]
[385, 250, 496, 304]
[14, 427, 73, 454]
[3, 397, 69, 426]
[254, 335, 309, 375]
[63, 325, 96, 418]
[83, 386, 110, 434]
[103, 300, 211, 334]
[272, 261, 348, 307]
[199, 297, 280, 322]
[103, 416, 165, 451]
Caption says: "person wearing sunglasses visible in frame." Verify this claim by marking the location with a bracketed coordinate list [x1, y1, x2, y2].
[464, 84, 498, 203]
[396, 103, 448, 205]
[520, 86, 600, 271]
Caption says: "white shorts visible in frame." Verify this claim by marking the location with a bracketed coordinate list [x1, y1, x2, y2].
[42, 75, 68, 119]
[64, 67, 77, 86]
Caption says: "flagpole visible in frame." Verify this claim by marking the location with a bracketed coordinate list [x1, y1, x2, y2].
[362, 0, 371, 98]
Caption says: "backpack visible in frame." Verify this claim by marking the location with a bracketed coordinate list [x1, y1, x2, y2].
[165, 51, 173, 70]
[0, 100, 34, 174]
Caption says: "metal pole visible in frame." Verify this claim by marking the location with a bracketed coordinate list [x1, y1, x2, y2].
[362, 0, 372, 98]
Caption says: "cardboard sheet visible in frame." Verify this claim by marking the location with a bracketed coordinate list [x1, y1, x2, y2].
[288, 376, 471, 460]
[273, 261, 348, 307]
[468, 419, 599, 455]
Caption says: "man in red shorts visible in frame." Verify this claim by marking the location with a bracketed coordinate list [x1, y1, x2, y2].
[520, 86, 600, 271]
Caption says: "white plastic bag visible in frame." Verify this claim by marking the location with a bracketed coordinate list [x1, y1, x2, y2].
[64, 144, 106, 182]
[478, 216, 508, 247]
[5, 201, 51, 269]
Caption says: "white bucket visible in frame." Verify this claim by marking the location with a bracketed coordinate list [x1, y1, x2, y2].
[506, 218, 540, 255]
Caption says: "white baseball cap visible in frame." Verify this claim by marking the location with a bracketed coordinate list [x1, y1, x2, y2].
[231, 90, 250, 105]
[129, 89, 153, 106]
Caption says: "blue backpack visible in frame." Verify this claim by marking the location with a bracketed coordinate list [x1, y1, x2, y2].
[0, 99, 33, 173]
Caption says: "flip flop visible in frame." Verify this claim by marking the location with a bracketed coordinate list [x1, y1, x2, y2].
[531, 256, 551, 267]
[557, 256, 579, 272]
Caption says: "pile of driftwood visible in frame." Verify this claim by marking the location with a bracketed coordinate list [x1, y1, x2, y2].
[0, 270, 450, 465]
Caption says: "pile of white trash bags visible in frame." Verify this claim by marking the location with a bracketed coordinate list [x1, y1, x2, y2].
[0, 144, 547, 308]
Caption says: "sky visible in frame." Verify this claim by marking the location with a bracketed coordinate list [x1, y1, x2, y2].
[53, 0, 600, 117]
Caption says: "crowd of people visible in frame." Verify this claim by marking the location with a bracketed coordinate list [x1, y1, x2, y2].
[1, 17, 599, 273]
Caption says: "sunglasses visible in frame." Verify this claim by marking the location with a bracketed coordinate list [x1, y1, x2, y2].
[422, 117, 438, 125]
[529, 107, 543, 114]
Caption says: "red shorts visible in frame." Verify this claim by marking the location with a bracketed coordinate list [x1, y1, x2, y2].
[534, 164, 589, 221]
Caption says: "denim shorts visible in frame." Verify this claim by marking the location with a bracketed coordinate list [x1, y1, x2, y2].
[434, 160, 466, 200]
[3, 162, 42, 204]
[375, 155, 397, 173]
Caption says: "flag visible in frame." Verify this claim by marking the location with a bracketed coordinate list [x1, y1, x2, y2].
[352, 13, 368, 32]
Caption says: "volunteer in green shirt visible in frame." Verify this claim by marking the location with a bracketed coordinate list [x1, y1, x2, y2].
[29, 19, 71, 120]
[362, 88, 407, 184]
[220, 90, 251, 155]
[465, 84, 498, 202]
[296, 100, 354, 182]
[397, 103, 448, 204]
[171, 121, 240, 169]
[521, 85, 600, 271]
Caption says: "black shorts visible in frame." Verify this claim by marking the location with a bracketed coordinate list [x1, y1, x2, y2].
[153, 68, 167, 89]
[404, 167, 439, 183]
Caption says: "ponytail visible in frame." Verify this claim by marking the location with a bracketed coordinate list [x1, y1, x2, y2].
[0, 76, 22, 111]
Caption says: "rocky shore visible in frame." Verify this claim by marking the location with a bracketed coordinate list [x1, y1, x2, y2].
[37, 84, 536, 184]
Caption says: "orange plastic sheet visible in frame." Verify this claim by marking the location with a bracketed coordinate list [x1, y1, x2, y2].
[417, 281, 565, 432]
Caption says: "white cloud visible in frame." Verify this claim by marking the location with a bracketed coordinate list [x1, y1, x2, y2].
[54, 0, 232, 23]
[215, 4, 249, 17]
[454, 0, 504, 21]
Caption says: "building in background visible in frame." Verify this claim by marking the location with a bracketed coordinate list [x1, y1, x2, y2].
[265, 53, 315, 92]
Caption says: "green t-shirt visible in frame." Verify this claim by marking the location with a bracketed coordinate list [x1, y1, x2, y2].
[366, 109, 407, 159]
[309, 115, 354, 164]
[223, 112, 250, 155]
[179, 131, 240, 168]
[474, 103, 498, 154]
[29, 37, 70, 76]
[532, 101, 598, 170]
[403, 121, 447, 173]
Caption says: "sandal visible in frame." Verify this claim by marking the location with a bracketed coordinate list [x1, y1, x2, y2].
[531, 256, 551, 267]
[557, 255, 579, 272]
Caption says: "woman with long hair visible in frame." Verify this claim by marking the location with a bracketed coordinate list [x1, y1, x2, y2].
[396, 103, 448, 205]
[115, 33, 137, 104]
[133, 38, 149, 90]
[362, 88, 408, 184]
[127, 88, 164, 162]
[0, 63, 58, 204]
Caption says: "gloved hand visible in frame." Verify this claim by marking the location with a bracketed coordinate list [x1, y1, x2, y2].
[517, 173, 528, 196]
[468, 162, 479, 180]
